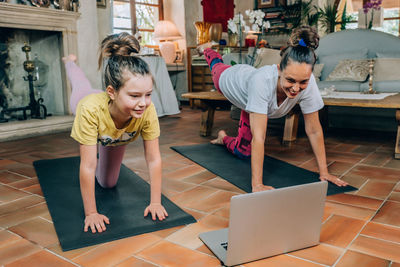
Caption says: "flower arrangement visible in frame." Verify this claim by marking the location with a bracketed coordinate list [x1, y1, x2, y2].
[363, 0, 382, 29]
[227, 13, 246, 34]
[245, 9, 270, 33]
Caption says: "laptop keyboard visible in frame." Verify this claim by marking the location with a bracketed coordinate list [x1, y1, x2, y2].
[221, 242, 228, 250]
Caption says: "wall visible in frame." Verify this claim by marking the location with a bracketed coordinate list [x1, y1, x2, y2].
[97, 0, 113, 43]
[76, 0, 101, 90]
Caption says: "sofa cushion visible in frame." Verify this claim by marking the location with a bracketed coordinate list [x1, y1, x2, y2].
[317, 48, 368, 81]
[374, 58, 400, 82]
[326, 59, 369, 82]
[254, 48, 281, 68]
[360, 80, 400, 93]
[317, 81, 361, 92]
[376, 52, 400, 58]
[313, 64, 324, 81]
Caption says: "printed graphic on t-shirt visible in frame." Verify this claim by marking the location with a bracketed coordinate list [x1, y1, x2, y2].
[98, 131, 137, 146]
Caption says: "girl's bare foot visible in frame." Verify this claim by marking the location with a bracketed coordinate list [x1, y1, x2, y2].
[62, 54, 77, 63]
[210, 130, 227, 145]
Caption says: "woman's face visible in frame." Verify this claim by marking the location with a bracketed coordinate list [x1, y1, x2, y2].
[278, 62, 312, 99]
[107, 73, 153, 119]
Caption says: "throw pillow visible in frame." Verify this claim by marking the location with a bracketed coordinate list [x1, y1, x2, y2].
[317, 48, 368, 81]
[313, 64, 324, 81]
[326, 59, 369, 82]
[374, 58, 400, 82]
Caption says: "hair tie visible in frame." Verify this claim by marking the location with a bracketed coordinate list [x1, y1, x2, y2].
[299, 39, 307, 47]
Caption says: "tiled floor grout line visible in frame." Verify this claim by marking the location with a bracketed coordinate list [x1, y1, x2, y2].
[331, 187, 394, 267]
[286, 253, 330, 267]
[0, 194, 42, 207]
[358, 233, 400, 245]
[44, 247, 81, 266]
[325, 199, 380, 211]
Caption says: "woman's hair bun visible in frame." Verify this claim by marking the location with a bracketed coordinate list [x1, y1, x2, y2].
[287, 25, 319, 50]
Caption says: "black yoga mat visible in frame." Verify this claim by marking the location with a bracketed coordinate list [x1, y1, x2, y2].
[171, 143, 357, 196]
[33, 157, 196, 251]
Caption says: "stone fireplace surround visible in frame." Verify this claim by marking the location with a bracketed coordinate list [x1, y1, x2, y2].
[0, 2, 79, 142]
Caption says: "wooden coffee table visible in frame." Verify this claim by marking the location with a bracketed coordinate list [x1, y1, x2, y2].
[284, 93, 400, 159]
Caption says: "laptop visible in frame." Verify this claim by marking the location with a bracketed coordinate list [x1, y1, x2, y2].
[199, 181, 328, 266]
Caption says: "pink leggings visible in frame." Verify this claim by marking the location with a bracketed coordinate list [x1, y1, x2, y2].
[65, 61, 126, 188]
[204, 49, 252, 158]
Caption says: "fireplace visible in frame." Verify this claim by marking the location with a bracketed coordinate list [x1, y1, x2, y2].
[0, 2, 79, 141]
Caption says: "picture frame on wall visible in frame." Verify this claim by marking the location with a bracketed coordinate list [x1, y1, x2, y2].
[258, 0, 275, 8]
[97, 0, 106, 8]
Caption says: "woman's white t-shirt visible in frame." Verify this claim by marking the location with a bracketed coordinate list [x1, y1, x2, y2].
[218, 64, 324, 119]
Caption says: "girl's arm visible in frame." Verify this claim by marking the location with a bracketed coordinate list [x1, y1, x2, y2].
[79, 144, 110, 233]
[249, 112, 274, 192]
[143, 138, 168, 220]
[303, 111, 348, 187]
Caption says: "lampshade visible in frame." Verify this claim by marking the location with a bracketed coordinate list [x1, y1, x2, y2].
[153, 20, 182, 64]
[153, 20, 182, 41]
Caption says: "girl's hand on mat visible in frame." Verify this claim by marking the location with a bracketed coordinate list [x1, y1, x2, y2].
[144, 203, 169, 221]
[252, 184, 274, 192]
[320, 173, 348, 187]
[84, 213, 110, 233]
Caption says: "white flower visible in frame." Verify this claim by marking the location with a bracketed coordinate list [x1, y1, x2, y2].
[251, 24, 259, 32]
[245, 9, 266, 32]
[227, 13, 247, 34]
[227, 19, 238, 34]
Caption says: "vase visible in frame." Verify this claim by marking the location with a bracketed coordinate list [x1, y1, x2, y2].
[228, 33, 238, 47]
[194, 21, 212, 45]
[209, 23, 222, 43]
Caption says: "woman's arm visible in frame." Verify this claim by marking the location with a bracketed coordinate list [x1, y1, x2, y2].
[249, 112, 274, 192]
[143, 138, 168, 220]
[79, 144, 110, 233]
[303, 111, 348, 187]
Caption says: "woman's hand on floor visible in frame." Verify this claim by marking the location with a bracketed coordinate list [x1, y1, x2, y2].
[319, 173, 348, 187]
[144, 203, 169, 221]
[84, 213, 110, 233]
[252, 184, 274, 192]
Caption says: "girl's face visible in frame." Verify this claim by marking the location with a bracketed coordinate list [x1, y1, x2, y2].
[278, 62, 312, 98]
[107, 73, 153, 119]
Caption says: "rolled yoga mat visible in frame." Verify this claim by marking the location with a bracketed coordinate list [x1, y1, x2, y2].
[33, 157, 196, 251]
[171, 143, 357, 195]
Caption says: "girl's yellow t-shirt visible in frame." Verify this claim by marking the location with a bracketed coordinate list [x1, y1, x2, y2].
[71, 92, 160, 146]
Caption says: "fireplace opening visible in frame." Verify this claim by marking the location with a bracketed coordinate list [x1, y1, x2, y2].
[0, 27, 66, 122]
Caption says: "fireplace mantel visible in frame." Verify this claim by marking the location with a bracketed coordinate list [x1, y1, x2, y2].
[0, 3, 80, 58]
[0, 3, 80, 142]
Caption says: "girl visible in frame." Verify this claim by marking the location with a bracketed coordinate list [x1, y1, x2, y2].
[201, 26, 348, 192]
[64, 32, 168, 234]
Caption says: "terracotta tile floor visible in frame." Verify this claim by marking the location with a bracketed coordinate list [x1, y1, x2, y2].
[0, 106, 400, 266]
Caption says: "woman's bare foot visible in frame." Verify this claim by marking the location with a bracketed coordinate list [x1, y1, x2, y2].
[196, 41, 218, 55]
[210, 130, 227, 145]
[62, 54, 77, 63]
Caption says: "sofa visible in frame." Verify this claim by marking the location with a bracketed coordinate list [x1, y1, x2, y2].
[315, 29, 400, 93]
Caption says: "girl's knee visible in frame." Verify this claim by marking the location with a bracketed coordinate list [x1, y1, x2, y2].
[96, 177, 118, 188]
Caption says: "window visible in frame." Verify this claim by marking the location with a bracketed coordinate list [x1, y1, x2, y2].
[338, 0, 400, 37]
[113, 0, 164, 45]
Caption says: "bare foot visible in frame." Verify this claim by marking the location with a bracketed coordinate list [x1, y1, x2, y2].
[196, 41, 218, 55]
[62, 54, 77, 63]
[210, 130, 227, 145]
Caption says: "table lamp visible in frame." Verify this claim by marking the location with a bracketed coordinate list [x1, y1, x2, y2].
[153, 20, 182, 63]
